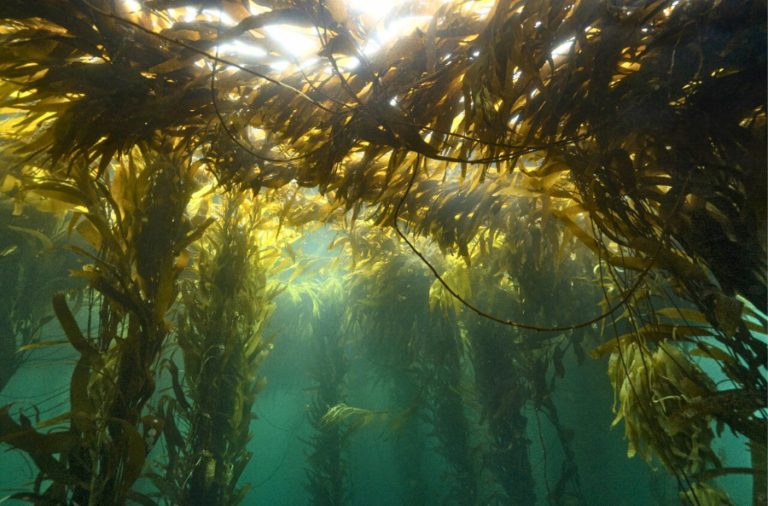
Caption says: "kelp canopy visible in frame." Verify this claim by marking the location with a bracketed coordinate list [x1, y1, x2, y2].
[0, 0, 765, 505]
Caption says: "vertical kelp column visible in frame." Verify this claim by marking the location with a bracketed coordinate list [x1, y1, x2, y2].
[467, 321, 535, 506]
[431, 243, 539, 506]
[153, 193, 277, 506]
[86, 149, 208, 506]
[304, 280, 351, 506]
[0, 147, 212, 505]
[0, 2, 223, 501]
[73, 149, 209, 506]
[422, 316, 478, 506]
[340, 227, 431, 505]
[389, 372, 429, 506]
[424, 191, 599, 506]
[338, 225, 479, 506]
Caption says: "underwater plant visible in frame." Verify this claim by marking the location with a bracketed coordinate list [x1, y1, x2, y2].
[303, 279, 352, 506]
[0, 0, 764, 505]
[590, 273, 768, 505]
[337, 225, 481, 506]
[0, 194, 80, 395]
[152, 192, 279, 506]
[0, 145, 212, 505]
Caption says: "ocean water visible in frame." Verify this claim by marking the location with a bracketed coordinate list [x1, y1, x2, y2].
[0, 223, 759, 506]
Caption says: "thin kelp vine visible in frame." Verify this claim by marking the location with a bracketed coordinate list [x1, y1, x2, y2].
[0, 0, 764, 505]
[151, 193, 279, 506]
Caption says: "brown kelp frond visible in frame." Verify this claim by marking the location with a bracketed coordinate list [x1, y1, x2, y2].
[156, 191, 282, 506]
[0, 144, 212, 505]
[320, 403, 409, 436]
[0, 0, 763, 504]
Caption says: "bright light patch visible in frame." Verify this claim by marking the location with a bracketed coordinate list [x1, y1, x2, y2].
[300, 58, 321, 69]
[249, 127, 266, 141]
[475, 5, 492, 18]
[265, 26, 319, 57]
[374, 16, 432, 45]
[123, 0, 141, 12]
[270, 61, 291, 71]
[201, 9, 235, 25]
[551, 38, 574, 57]
[349, 0, 394, 18]
[219, 41, 267, 57]
[341, 57, 360, 71]
[362, 40, 381, 57]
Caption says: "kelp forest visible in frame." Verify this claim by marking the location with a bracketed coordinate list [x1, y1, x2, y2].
[0, 0, 764, 505]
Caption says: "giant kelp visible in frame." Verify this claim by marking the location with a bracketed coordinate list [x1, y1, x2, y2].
[151, 193, 279, 506]
[304, 279, 352, 506]
[0, 0, 764, 505]
[337, 225, 482, 505]
[0, 194, 80, 394]
[0, 143, 212, 505]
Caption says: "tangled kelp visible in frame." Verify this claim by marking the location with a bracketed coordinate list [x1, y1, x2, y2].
[152, 193, 279, 506]
[0, 0, 764, 505]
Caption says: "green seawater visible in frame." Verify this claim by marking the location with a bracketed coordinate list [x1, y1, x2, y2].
[0, 225, 758, 506]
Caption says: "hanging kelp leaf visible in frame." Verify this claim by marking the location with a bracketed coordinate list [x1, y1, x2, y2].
[0, 406, 80, 486]
[689, 343, 735, 364]
[320, 404, 391, 433]
[590, 323, 713, 359]
[628, 238, 709, 283]
[74, 219, 103, 251]
[166, 360, 192, 414]
[552, 343, 566, 379]
[69, 355, 94, 420]
[551, 210, 600, 255]
[16, 340, 69, 352]
[149, 56, 198, 75]
[656, 307, 767, 335]
[109, 417, 147, 498]
[52, 292, 99, 361]
[713, 293, 745, 338]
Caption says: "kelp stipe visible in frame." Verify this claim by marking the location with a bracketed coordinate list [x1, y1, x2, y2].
[0, 146, 211, 506]
[337, 225, 481, 505]
[304, 280, 352, 506]
[338, 226, 431, 505]
[151, 193, 277, 506]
